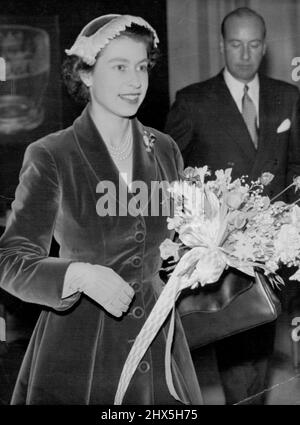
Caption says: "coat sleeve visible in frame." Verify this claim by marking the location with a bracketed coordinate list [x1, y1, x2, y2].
[0, 142, 80, 311]
[164, 93, 194, 156]
[287, 90, 300, 202]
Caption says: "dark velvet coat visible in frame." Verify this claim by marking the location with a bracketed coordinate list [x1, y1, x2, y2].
[0, 107, 202, 405]
[165, 72, 300, 202]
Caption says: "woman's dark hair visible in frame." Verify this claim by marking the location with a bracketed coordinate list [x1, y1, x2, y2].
[62, 23, 160, 105]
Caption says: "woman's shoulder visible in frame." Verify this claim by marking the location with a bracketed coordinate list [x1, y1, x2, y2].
[23, 123, 79, 173]
[28, 125, 74, 155]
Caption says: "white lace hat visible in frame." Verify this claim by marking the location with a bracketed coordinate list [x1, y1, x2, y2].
[65, 14, 159, 66]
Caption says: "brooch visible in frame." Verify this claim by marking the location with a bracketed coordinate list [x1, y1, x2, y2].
[143, 130, 156, 152]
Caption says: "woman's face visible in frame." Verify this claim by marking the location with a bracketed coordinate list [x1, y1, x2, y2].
[82, 35, 149, 119]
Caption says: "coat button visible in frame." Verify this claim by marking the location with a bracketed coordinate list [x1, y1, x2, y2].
[131, 281, 141, 292]
[131, 306, 144, 319]
[131, 255, 142, 267]
[138, 361, 150, 373]
[135, 231, 145, 243]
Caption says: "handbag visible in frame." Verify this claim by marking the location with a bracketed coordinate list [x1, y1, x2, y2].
[177, 267, 281, 350]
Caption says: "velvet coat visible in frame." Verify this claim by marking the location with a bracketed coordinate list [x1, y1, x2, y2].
[0, 107, 203, 405]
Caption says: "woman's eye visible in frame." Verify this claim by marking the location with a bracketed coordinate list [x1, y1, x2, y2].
[114, 64, 126, 71]
[138, 64, 149, 72]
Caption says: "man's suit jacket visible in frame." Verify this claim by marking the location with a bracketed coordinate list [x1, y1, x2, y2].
[165, 72, 300, 202]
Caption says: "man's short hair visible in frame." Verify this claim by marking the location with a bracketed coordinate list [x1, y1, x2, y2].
[221, 7, 266, 39]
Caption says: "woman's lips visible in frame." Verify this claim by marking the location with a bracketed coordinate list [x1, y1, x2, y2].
[119, 94, 141, 104]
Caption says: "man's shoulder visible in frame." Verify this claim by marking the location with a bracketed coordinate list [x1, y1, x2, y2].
[260, 74, 299, 96]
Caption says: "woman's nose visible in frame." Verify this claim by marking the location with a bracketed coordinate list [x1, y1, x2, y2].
[128, 70, 142, 88]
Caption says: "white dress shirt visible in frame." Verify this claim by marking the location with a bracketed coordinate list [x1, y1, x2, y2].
[223, 68, 260, 125]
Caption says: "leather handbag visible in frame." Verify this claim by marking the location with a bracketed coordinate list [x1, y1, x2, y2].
[177, 268, 281, 350]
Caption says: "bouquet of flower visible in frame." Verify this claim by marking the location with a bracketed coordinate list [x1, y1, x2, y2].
[160, 166, 300, 287]
[115, 166, 300, 405]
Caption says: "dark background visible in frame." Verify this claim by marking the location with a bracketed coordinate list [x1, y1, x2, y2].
[0, 0, 169, 211]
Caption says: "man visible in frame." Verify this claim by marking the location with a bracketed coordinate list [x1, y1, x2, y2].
[165, 7, 300, 404]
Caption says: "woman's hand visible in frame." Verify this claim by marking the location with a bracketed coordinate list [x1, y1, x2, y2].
[83, 265, 135, 317]
[65, 263, 135, 317]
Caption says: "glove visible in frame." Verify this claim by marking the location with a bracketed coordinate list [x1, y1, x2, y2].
[64, 262, 135, 317]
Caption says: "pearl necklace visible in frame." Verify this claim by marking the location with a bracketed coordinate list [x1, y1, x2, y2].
[108, 125, 133, 161]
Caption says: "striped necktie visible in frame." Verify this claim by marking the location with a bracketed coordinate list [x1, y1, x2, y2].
[242, 84, 258, 149]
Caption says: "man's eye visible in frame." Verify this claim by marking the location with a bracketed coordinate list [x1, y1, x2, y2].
[231, 42, 241, 48]
[250, 42, 261, 48]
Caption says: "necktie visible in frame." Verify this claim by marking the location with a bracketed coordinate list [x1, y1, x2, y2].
[242, 85, 258, 149]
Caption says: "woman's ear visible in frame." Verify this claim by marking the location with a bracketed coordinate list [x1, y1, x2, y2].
[79, 70, 93, 88]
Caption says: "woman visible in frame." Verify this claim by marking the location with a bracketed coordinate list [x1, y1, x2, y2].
[0, 14, 202, 405]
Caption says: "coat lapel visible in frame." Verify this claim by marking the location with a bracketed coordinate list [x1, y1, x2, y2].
[210, 73, 256, 162]
[131, 119, 158, 187]
[249, 75, 281, 179]
[72, 106, 158, 214]
[131, 119, 159, 215]
[257, 75, 280, 154]
[72, 106, 120, 189]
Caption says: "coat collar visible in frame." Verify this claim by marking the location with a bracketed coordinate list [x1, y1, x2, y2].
[72, 105, 159, 210]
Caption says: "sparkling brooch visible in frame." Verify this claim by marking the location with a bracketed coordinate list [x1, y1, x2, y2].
[143, 130, 156, 152]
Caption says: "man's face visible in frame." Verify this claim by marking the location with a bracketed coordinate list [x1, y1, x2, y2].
[220, 16, 266, 83]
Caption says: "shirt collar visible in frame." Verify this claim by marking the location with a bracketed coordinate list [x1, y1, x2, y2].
[223, 68, 259, 114]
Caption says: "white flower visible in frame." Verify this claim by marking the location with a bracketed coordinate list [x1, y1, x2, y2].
[215, 168, 232, 185]
[167, 216, 183, 230]
[224, 190, 246, 210]
[187, 248, 227, 287]
[161, 166, 300, 293]
[259, 172, 274, 186]
[274, 224, 300, 263]
[194, 166, 211, 184]
[289, 268, 300, 281]
[231, 232, 256, 260]
[290, 205, 300, 229]
[293, 176, 300, 192]
[159, 239, 181, 261]
[233, 211, 247, 229]
[265, 260, 279, 274]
